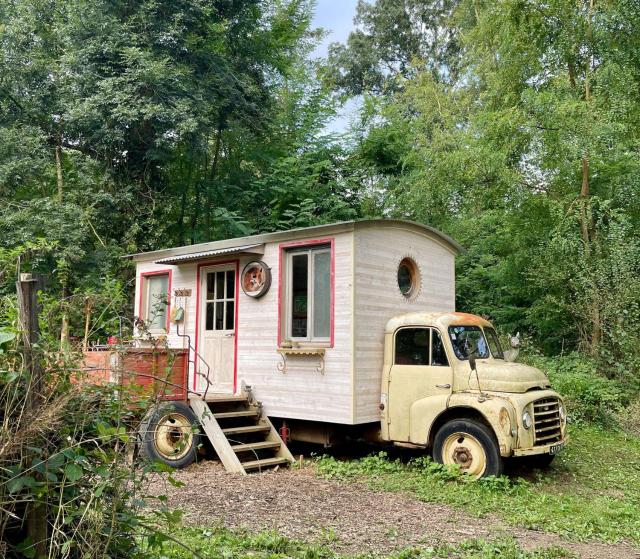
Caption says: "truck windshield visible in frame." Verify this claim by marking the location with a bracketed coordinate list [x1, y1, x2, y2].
[448, 326, 490, 360]
[484, 327, 504, 359]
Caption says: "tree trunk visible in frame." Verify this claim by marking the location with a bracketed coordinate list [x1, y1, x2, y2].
[580, 0, 600, 356]
[17, 275, 48, 559]
[55, 126, 64, 202]
[206, 124, 224, 237]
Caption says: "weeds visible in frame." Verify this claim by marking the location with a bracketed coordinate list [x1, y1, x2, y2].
[148, 526, 575, 559]
[315, 425, 640, 545]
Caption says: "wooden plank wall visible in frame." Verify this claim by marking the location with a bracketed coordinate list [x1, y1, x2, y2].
[237, 232, 353, 424]
[134, 231, 354, 424]
[353, 224, 456, 423]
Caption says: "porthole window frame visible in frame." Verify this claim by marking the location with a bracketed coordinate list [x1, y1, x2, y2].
[397, 256, 421, 300]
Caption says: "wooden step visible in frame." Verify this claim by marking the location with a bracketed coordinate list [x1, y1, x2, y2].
[221, 424, 271, 435]
[231, 441, 280, 453]
[213, 410, 259, 419]
[241, 457, 290, 470]
[203, 394, 249, 403]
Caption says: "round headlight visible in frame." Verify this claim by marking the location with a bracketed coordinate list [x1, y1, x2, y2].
[559, 403, 566, 423]
[522, 411, 532, 429]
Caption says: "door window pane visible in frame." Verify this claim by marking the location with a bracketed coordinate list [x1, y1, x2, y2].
[225, 300, 234, 330]
[313, 251, 330, 338]
[206, 302, 214, 330]
[226, 270, 235, 298]
[146, 274, 169, 330]
[216, 272, 224, 300]
[215, 301, 224, 330]
[291, 254, 308, 338]
[395, 328, 429, 365]
[431, 330, 449, 366]
[206, 273, 215, 299]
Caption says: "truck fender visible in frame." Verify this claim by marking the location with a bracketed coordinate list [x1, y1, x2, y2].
[408, 394, 454, 445]
[411, 393, 516, 456]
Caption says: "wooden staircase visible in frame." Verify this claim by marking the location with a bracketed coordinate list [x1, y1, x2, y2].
[189, 387, 295, 475]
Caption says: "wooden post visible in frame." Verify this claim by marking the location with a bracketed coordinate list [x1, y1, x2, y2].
[16, 274, 48, 558]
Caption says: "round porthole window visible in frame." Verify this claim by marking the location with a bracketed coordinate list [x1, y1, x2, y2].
[397, 257, 420, 299]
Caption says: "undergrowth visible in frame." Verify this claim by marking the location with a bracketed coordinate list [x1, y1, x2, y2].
[314, 425, 640, 545]
[149, 526, 575, 559]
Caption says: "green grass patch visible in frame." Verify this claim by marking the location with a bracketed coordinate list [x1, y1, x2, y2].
[146, 526, 574, 559]
[315, 425, 640, 545]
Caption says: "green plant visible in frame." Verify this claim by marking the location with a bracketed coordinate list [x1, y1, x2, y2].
[314, 424, 640, 545]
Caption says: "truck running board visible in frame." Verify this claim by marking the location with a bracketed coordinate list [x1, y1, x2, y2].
[189, 389, 295, 475]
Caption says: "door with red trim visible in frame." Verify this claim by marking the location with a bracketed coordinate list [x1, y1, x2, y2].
[198, 264, 236, 393]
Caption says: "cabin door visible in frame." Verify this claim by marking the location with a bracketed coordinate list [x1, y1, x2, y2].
[197, 263, 237, 394]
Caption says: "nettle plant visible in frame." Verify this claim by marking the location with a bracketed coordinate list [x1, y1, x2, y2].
[0, 328, 189, 558]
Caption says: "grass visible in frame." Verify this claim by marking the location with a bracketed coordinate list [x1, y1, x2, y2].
[146, 526, 575, 559]
[314, 424, 640, 545]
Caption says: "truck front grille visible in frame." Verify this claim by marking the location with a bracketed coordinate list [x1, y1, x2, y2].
[532, 397, 562, 446]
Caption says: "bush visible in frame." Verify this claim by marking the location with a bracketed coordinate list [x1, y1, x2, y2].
[525, 353, 629, 425]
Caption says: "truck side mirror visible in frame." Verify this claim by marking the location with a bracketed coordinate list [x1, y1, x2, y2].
[469, 353, 477, 372]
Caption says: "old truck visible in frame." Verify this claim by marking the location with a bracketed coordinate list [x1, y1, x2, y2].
[109, 219, 567, 478]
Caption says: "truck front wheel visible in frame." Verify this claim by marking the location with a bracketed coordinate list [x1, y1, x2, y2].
[433, 420, 503, 479]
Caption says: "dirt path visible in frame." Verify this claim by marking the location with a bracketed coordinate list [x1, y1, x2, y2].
[148, 461, 640, 559]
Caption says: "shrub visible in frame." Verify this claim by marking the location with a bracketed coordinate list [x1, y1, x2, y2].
[525, 353, 629, 425]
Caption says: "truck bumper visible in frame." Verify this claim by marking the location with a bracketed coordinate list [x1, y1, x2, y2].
[512, 436, 568, 457]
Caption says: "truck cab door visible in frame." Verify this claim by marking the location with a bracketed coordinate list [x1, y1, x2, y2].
[387, 327, 452, 443]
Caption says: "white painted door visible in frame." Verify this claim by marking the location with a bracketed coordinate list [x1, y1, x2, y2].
[198, 264, 236, 393]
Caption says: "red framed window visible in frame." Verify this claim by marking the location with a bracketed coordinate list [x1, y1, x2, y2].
[139, 271, 172, 331]
[279, 239, 334, 347]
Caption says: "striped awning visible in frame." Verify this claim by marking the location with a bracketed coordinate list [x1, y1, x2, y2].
[154, 244, 264, 265]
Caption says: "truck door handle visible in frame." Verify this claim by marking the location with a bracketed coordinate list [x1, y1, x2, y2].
[436, 384, 451, 389]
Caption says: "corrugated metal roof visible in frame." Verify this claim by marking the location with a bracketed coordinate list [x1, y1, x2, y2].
[154, 244, 264, 265]
[127, 219, 463, 261]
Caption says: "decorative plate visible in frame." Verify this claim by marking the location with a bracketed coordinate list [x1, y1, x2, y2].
[241, 260, 271, 298]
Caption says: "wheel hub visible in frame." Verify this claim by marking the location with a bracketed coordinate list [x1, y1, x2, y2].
[441, 432, 487, 478]
[154, 412, 193, 461]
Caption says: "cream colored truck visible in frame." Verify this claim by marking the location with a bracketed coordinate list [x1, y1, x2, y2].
[379, 311, 568, 478]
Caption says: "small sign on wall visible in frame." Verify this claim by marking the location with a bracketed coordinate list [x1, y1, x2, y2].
[174, 288, 192, 297]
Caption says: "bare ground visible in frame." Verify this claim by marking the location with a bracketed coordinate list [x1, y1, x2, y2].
[147, 460, 640, 559]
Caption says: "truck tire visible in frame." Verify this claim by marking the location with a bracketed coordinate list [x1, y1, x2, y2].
[433, 419, 503, 478]
[139, 401, 201, 469]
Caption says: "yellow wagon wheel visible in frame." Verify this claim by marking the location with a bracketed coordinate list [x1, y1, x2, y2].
[441, 431, 487, 478]
[433, 419, 503, 479]
[139, 401, 200, 468]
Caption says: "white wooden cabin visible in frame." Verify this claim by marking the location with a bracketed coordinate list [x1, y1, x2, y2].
[130, 219, 461, 427]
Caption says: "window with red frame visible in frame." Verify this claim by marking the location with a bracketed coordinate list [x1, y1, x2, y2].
[142, 274, 169, 330]
[283, 245, 331, 343]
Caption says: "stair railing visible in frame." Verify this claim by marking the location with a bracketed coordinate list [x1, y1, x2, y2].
[175, 321, 213, 399]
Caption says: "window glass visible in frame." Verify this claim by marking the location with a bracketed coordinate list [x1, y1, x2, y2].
[145, 274, 169, 330]
[395, 328, 429, 365]
[431, 330, 449, 366]
[397, 257, 420, 298]
[448, 325, 490, 360]
[205, 302, 214, 330]
[225, 299, 234, 330]
[313, 251, 331, 338]
[291, 253, 308, 338]
[485, 328, 504, 359]
[226, 270, 235, 298]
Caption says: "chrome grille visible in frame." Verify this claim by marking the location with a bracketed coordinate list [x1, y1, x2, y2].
[532, 397, 562, 446]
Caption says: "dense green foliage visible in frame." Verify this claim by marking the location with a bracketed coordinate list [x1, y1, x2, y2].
[329, 0, 640, 378]
[316, 424, 640, 545]
[2, 0, 638, 382]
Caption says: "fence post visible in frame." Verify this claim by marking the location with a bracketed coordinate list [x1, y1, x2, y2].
[17, 273, 48, 558]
